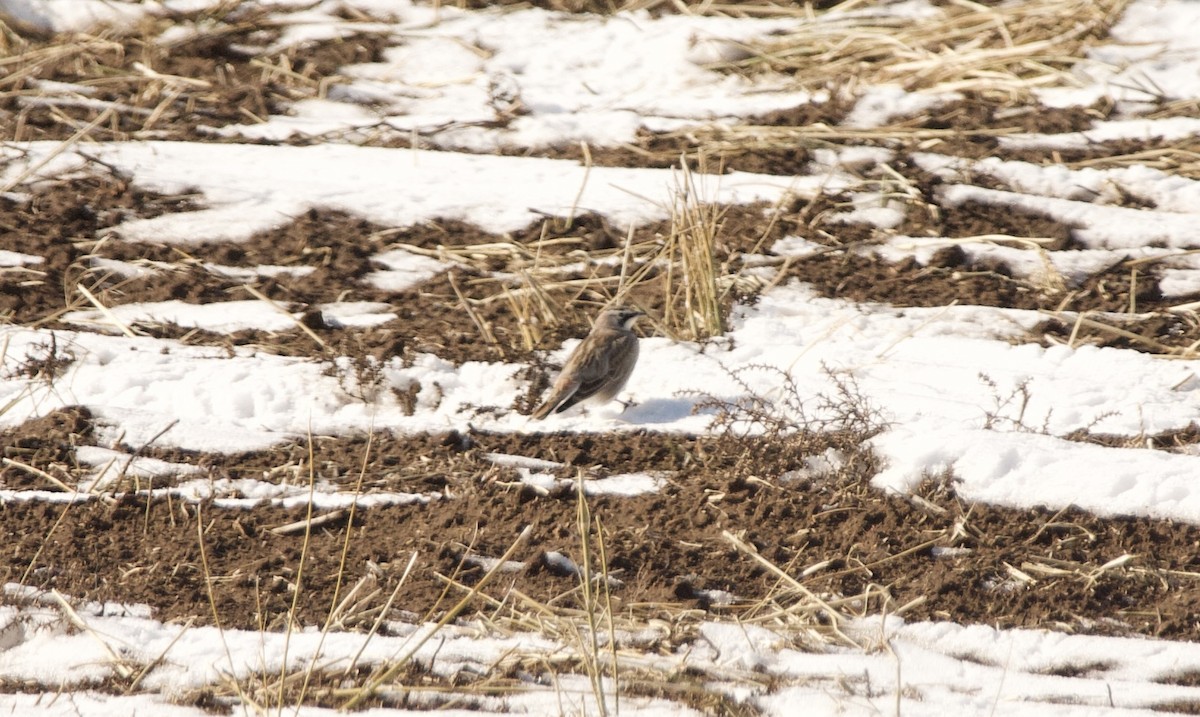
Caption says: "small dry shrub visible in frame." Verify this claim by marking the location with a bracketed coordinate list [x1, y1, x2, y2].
[691, 363, 885, 487]
[4, 333, 75, 384]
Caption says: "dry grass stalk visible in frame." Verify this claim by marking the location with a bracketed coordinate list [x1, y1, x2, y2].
[195, 503, 251, 709]
[500, 228, 572, 351]
[440, 0, 858, 17]
[1, 456, 76, 493]
[721, 530, 861, 647]
[619, 123, 1024, 171]
[241, 284, 326, 348]
[1068, 145, 1200, 179]
[340, 552, 418, 670]
[425, 575, 773, 713]
[1, 105, 116, 193]
[447, 271, 499, 346]
[342, 524, 533, 710]
[723, 0, 1131, 99]
[1020, 552, 1136, 586]
[573, 475, 618, 716]
[0, 8, 372, 144]
[0, 36, 124, 89]
[125, 617, 195, 694]
[1048, 310, 1200, 358]
[268, 509, 349, 536]
[664, 159, 726, 340]
[47, 590, 135, 679]
[273, 429, 323, 710]
[896, 234, 1068, 295]
[321, 431, 375, 634]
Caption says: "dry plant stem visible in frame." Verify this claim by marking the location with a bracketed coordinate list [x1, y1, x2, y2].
[241, 284, 326, 348]
[343, 551, 419, 679]
[562, 141, 593, 231]
[0, 382, 31, 420]
[725, 194, 795, 296]
[421, 527, 480, 625]
[1128, 266, 1139, 314]
[18, 499, 81, 588]
[722, 530, 859, 647]
[504, 288, 538, 352]
[76, 283, 137, 338]
[1054, 311, 1191, 356]
[1070, 145, 1200, 179]
[47, 590, 134, 678]
[675, 160, 724, 339]
[1065, 310, 1089, 347]
[342, 524, 534, 710]
[774, 531, 950, 607]
[324, 574, 377, 629]
[1, 456, 76, 493]
[0, 106, 115, 194]
[617, 224, 636, 299]
[196, 504, 250, 707]
[109, 419, 179, 494]
[324, 429, 371, 607]
[126, 618, 196, 694]
[503, 230, 566, 351]
[651, 158, 725, 341]
[722, 0, 1129, 96]
[277, 427, 320, 710]
[677, 124, 1021, 155]
[428, 574, 777, 708]
[295, 429, 375, 706]
[575, 475, 611, 716]
[595, 507, 620, 715]
[269, 509, 349, 536]
[872, 301, 958, 361]
[448, 271, 498, 346]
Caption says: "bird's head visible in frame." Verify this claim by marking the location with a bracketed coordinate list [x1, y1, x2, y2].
[598, 306, 645, 330]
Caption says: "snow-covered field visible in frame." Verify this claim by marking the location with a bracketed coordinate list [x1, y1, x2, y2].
[4, 0, 1200, 714]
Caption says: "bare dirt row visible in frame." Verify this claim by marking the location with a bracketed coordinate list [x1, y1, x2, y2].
[4, 1, 1200, 713]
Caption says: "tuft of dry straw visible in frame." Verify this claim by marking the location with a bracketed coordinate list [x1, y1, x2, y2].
[664, 158, 726, 340]
[720, 0, 1131, 100]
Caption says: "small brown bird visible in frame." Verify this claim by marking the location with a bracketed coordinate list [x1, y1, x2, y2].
[531, 307, 644, 419]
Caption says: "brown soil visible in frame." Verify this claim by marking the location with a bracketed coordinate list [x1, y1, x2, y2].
[5, 407, 1200, 647]
[558, 99, 856, 176]
[1, 9, 389, 143]
[918, 95, 1108, 135]
[6, 1, 1200, 697]
[1037, 313, 1200, 355]
[6, 171, 1196, 368]
[1066, 422, 1200, 451]
[432, 0, 841, 16]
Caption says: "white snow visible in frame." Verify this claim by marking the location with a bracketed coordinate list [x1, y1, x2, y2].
[5, 0, 1200, 714]
[0, 142, 819, 243]
[0, 249, 43, 266]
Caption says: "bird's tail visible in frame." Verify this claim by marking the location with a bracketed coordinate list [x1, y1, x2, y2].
[530, 398, 555, 420]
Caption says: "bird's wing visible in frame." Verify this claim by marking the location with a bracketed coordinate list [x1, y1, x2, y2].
[572, 331, 639, 403]
[531, 330, 637, 419]
[531, 371, 581, 419]
[559, 333, 616, 404]
[530, 335, 600, 419]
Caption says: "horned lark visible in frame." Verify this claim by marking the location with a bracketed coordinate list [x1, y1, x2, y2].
[531, 307, 645, 420]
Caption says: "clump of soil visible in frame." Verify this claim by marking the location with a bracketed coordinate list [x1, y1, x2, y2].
[0, 406, 95, 491]
[546, 97, 856, 176]
[1, 7, 390, 143]
[5, 170, 1190, 369]
[5, 418, 1200, 642]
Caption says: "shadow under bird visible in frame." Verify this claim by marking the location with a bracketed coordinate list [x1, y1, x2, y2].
[530, 307, 645, 419]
